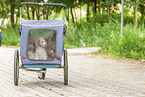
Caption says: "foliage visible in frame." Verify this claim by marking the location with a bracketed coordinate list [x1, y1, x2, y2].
[0, 0, 144, 27]
[107, 24, 145, 60]
[0, 0, 145, 60]
[64, 22, 145, 60]
[1, 24, 20, 46]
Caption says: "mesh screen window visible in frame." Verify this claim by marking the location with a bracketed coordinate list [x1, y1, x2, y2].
[27, 29, 56, 61]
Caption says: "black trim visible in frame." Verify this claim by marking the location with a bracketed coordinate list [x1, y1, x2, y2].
[63, 25, 67, 36]
[19, 25, 22, 36]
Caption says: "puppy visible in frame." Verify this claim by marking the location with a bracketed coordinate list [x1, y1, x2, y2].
[47, 41, 55, 60]
[35, 37, 48, 60]
[47, 34, 56, 60]
[27, 38, 35, 60]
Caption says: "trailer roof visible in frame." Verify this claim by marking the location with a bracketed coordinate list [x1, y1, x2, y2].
[22, 20, 65, 27]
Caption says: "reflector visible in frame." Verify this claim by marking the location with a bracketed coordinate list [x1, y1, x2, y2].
[22, 55, 26, 59]
[56, 55, 60, 60]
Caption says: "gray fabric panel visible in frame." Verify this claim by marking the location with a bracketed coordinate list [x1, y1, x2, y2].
[22, 20, 64, 26]
[20, 20, 64, 65]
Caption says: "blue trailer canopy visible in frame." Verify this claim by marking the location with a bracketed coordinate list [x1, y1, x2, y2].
[20, 20, 65, 65]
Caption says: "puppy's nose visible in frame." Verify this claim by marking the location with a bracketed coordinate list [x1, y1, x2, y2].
[49, 50, 54, 54]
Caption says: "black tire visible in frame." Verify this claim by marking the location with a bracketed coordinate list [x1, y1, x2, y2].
[38, 68, 46, 79]
[64, 49, 68, 85]
[14, 50, 19, 86]
[0, 41, 1, 46]
[38, 72, 45, 79]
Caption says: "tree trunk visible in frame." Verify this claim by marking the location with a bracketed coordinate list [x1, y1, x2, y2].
[27, 5, 30, 20]
[87, 2, 90, 21]
[107, 5, 111, 22]
[16, 6, 20, 25]
[94, 0, 97, 13]
[43, 6, 45, 19]
[36, 0, 40, 20]
[31, 4, 35, 20]
[32, 0, 35, 20]
[0, 2, 5, 25]
[11, 1, 15, 28]
[25, 0, 30, 20]
[100, 6, 104, 26]
[73, 8, 78, 25]
[16, 0, 22, 25]
[142, 6, 144, 23]
[134, 6, 138, 28]
[140, 4, 144, 24]
[80, 6, 81, 24]
[1, 3, 5, 19]
[46, 7, 49, 20]
[70, 6, 74, 23]
[66, 7, 69, 22]
[97, 0, 100, 14]
[36, 5, 40, 20]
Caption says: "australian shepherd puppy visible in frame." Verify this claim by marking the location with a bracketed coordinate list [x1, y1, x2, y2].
[35, 37, 48, 60]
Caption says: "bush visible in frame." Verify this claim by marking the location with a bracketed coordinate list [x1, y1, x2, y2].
[107, 25, 145, 60]
[1, 21, 145, 60]
[64, 22, 145, 60]
[1, 24, 20, 46]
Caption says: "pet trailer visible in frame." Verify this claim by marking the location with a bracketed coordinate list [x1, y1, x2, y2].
[14, 2, 68, 86]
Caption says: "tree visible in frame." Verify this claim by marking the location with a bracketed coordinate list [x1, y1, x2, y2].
[10, 0, 16, 28]
[133, 0, 138, 28]
[0, 0, 9, 24]
[26, 0, 30, 20]
[125, 0, 143, 28]
[139, 0, 145, 24]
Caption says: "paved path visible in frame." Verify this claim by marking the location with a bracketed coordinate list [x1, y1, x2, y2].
[0, 47, 145, 97]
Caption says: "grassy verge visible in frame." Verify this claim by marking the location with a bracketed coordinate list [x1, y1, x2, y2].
[1, 22, 145, 60]
[64, 22, 145, 60]
[1, 25, 20, 46]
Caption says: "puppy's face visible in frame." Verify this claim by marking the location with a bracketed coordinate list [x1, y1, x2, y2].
[48, 49, 54, 55]
[48, 42, 55, 55]
[28, 39, 35, 51]
[39, 37, 47, 47]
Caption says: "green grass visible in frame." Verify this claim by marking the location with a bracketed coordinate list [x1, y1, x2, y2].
[64, 22, 145, 60]
[106, 25, 145, 60]
[1, 21, 145, 60]
[1, 25, 20, 46]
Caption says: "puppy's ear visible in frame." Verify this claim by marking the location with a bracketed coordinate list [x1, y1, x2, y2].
[45, 38, 48, 43]
[35, 38, 40, 46]
[49, 34, 54, 42]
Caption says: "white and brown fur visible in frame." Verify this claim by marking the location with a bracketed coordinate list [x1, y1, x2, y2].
[28, 34, 56, 60]
[35, 37, 48, 60]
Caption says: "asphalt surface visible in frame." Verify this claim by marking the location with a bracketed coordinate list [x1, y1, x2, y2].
[0, 47, 145, 97]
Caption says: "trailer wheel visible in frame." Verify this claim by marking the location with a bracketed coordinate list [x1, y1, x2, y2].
[38, 72, 45, 79]
[14, 50, 19, 86]
[64, 49, 68, 85]
[38, 68, 46, 79]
